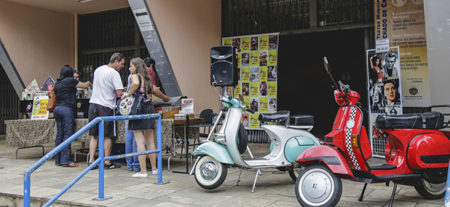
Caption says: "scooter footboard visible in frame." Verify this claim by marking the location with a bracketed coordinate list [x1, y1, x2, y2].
[192, 142, 234, 165]
[296, 145, 354, 178]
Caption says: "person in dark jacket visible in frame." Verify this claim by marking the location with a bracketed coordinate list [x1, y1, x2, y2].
[53, 65, 90, 167]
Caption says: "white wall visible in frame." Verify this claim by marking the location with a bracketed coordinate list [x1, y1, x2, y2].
[424, 0, 450, 105]
[0, 1, 74, 87]
[146, 0, 222, 113]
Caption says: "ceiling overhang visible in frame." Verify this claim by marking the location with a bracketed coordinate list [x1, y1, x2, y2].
[4, 0, 130, 14]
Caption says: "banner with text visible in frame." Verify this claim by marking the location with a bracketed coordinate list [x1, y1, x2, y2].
[374, 0, 430, 107]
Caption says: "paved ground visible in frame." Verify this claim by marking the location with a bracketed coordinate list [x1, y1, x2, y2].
[0, 135, 445, 207]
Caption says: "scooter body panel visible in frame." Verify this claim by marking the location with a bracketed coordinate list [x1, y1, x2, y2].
[325, 106, 370, 172]
[244, 125, 319, 167]
[223, 108, 249, 167]
[192, 141, 234, 165]
[284, 136, 318, 163]
[296, 145, 354, 178]
[385, 129, 450, 170]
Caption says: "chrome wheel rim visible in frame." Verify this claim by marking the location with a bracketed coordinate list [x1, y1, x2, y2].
[423, 179, 446, 194]
[299, 168, 334, 206]
[199, 161, 218, 180]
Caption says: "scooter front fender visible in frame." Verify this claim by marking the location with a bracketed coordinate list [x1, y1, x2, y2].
[192, 142, 234, 165]
[295, 145, 354, 178]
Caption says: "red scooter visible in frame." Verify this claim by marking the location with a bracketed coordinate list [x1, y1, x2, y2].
[294, 57, 450, 207]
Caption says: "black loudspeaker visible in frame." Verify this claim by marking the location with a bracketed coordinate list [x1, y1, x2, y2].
[210, 46, 238, 87]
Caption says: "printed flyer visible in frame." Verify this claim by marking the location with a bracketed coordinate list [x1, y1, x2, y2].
[31, 95, 49, 120]
[223, 33, 279, 128]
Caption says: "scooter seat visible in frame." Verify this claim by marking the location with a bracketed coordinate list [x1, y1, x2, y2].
[290, 115, 314, 126]
[375, 111, 445, 129]
[259, 110, 290, 123]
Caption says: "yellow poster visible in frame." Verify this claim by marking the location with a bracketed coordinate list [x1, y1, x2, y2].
[260, 81, 268, 96]
[241, 36, 250, 52]
[268, 81, 277, 97]
[268, 50, 278, 66]
[259, 66, 268, 82]
[241, 67, 250, 82]
[244, 97, 250, 108]
[250, 51, 259, 67]
[259, 35, 268, 50]
[249, 113, 260, 128]
[234, 82, 241, 98]
[250, 98, 259, 112]
[250, 82, 259, 97]
[241, 53, 249, 67]
[31, 95, 49, 120]
[237, 52, 241, 68]
[259, 97, 268, 113]
[259, 51, 268, 66]
[223, 38, 232, 46]
[241, 113, 250, 128]
[374, 0, 429, 107]
[242, 82, 250, 97]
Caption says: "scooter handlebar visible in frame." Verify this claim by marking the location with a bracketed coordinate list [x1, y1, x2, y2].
[246, 108, 256, 114]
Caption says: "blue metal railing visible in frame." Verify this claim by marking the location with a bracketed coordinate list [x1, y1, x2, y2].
[23, 114, 166, 207]
[445, 159, 450, 207]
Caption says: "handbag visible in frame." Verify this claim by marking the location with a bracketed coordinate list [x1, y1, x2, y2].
[117, 93, 143, 115]
[46, 90, 56, 112]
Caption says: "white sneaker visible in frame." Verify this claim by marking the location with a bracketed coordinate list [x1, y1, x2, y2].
[132, 172, 148, 178]
[152, 170, 158, 175]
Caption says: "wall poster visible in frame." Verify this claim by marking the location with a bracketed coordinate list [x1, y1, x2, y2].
[222, 33, 279, 128]
[374, 0, 430, 107]
[366, 46, 403, 155]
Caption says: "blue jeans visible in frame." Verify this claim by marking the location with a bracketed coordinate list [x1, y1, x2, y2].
[54, 106, 75, 165]
[125, 120, 140, 171]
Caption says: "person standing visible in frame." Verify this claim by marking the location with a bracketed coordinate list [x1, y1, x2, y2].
[124, 74, 140, 172]
[88, 52, 125, 169]
[121, 57, 170, 177]
[54, 65, 91, 167]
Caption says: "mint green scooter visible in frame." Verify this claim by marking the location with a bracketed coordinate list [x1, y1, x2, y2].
[191, 95, 320, 192]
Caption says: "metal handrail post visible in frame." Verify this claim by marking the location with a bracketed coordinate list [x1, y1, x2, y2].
[445, 159, 450, 207]
[94, 119, 110, 200]
[23, 118, 100, 206]
[156, 115, 165, 184]
[24, 171, 30, 207]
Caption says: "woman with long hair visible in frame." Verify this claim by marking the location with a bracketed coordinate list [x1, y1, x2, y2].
[121, 57, 170, 177]
[54, 65, 91, 167]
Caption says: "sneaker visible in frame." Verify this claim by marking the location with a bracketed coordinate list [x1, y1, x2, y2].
[132, 172, 148, 178]
[104, 163, 121, 169]
[88, 161, 98, 170]
[152, 170, 158, 175]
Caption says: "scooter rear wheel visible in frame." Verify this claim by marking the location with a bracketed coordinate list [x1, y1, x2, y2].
[295, 164, 342, 207]
[414, 178, 446, 199]
[288, 164, 302, 182]
[194, 156, 227, 190]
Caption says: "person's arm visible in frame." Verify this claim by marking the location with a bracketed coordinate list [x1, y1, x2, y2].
[121, 74, 139, 99]
[76, 81, 91, 88]
[152, 85, 171, 102]
[369, 56, 374, 70]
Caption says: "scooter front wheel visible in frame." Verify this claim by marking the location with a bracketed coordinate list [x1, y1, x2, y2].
[194, 156, 227, 190]
[414, 177, 446, 199]
[295, 164, 342, 207]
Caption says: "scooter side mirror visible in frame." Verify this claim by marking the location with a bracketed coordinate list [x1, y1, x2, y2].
[323, 56, 340, 91]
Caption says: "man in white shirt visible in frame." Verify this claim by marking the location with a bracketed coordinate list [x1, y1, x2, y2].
[88, 52, 124, 169]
